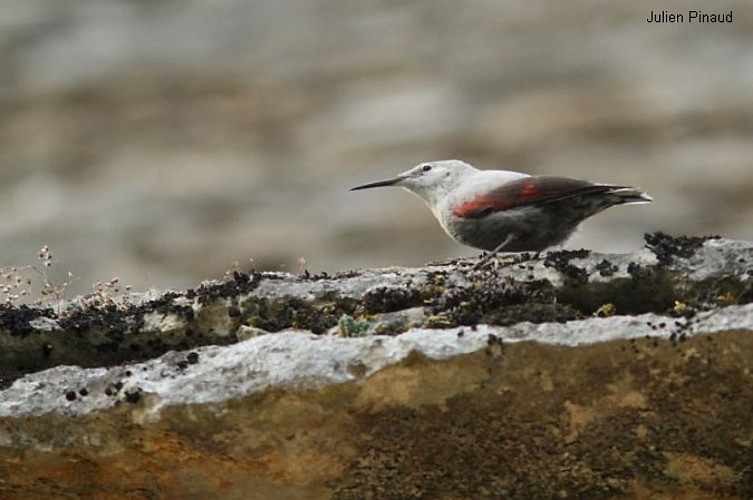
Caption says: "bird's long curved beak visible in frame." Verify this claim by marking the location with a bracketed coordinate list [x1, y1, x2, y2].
[350, 175, 406, 191]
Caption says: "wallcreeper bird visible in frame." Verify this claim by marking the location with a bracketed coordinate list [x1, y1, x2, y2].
[351, 160, 651, 262]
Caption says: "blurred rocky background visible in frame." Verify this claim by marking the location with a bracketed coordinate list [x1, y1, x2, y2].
[0, 0, 751, 296]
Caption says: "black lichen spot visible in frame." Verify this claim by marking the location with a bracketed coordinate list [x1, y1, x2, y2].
[363, 286, 422, 314]
[487, 334, 503, 346]
[627, 262, 652, 280]
[124, 388, 141, 404]
[544, 250, 590, 285]
[644, 232, 718, 266]
[485, 334, 505, 357]
[0, 304, 56, 336]
[105, 381, 123, 396]
[141, 292, 195, 322]
[595, 260, 618, 277]
[193, 271, 261, 306]
[187, 352, 199, 364]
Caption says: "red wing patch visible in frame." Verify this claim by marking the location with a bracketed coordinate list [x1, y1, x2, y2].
[452, 197, 499, 218]
[520, 182, 539, 197]
[452, 176, 619, 219]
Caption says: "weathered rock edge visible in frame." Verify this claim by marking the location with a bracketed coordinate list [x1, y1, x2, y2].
[0, 302, 751, 418]
[0, 233, 751, 389]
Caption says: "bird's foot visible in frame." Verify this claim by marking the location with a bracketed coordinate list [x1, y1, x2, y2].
[471, 251, 544, 271]
[519, 251, 542, 264]
[472, 252, 519, 271]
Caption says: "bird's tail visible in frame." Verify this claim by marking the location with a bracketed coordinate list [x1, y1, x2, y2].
[606, 186, 653, 205]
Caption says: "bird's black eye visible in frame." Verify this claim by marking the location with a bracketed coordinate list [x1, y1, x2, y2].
[421, 164, 432, 172]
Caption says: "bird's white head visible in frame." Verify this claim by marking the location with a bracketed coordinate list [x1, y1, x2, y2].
[351, 159, 477, 207]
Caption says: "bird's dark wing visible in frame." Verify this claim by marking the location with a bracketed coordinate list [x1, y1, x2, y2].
[452, 176, 623, 219]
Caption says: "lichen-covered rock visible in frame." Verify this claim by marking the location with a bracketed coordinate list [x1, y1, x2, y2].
[0, 233, 752, 498]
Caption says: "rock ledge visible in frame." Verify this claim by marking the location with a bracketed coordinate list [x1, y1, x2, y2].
[0, 233, 752, 498]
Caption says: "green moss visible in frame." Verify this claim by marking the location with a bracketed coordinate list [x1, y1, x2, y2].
[422, 315, 454, 329]
[337, 314, 370, 337]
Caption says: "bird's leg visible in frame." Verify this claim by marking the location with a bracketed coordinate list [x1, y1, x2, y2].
[472, 233, 516, 270]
